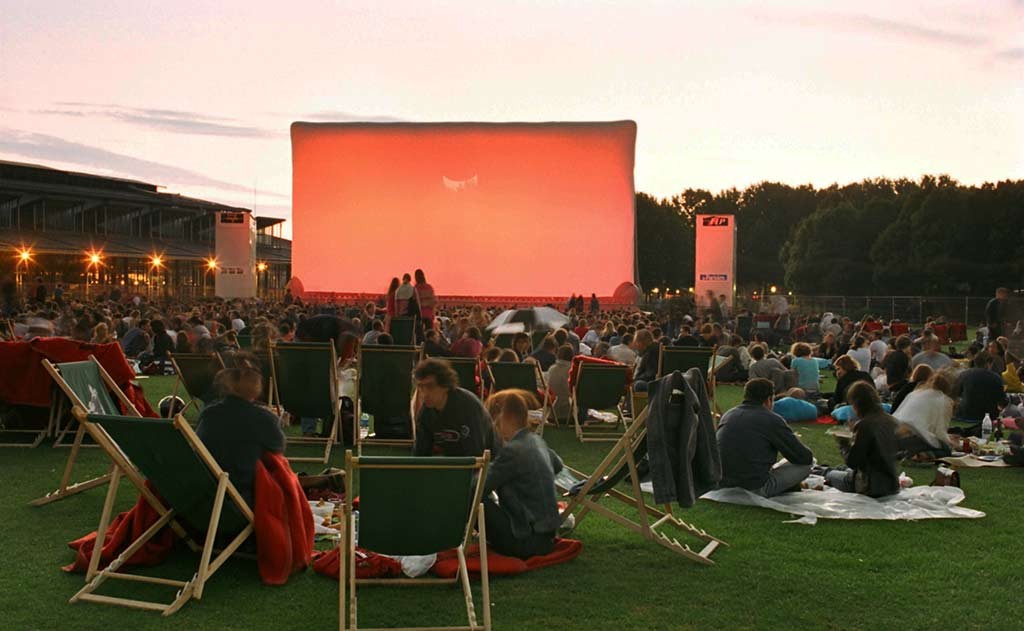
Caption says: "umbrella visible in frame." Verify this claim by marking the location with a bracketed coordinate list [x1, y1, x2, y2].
[486, 307, 569, 332]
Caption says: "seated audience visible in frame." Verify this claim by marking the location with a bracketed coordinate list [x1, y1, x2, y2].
[450, 326, 484, 358]
[911, 337, 952, 371]
[608, 332, 637, 365]
[893, 370, 955, 458]
[882, 335, 913, 392]
[846, 336, 872, 374]
[413, 358, 499, 457]
[362, 319, 385, 345]
[829, 355, 873, 410]
[790, 342, 820, 396]
[195, 365, 285, 507]
[955, 351, 1007, 423]
[772, 388, 820, 422]
[512, 333, 532, 361]
[748, 345, 792, 393]
[716, 378, 814, 497]
[822, 382, 899, 498]
[546, 344, 574, 421]
[530, 336, 558, 371]
[890, 363, 934, 412]
[631, 329, 660, 391]
[423, 329, 450, 357]
[672, 325, 699, 347]
[482, 389, 563, 559]
[1002, 352, 1024, 393]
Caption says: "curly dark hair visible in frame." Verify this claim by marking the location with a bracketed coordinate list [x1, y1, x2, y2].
[413, 358, 459, 389]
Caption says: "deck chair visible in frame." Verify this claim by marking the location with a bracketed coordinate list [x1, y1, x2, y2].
[168, 352, 225, 415]
[485, 361, 554, 433]
[236, 333, 253, 349]
[339, 451, 491, 631]
[443, 356, 481, 398]
[69, 411, 253, 616]
[492, 332, 515, 349]
[658, 345, 723, 415]
[355, 345, 421, 453]
[32, 358, 142, 506]
[271, 341, 340, 464]
[557, 407, 726, 566]
[571, 362, 631, 443]
[389, 317, 416, 345]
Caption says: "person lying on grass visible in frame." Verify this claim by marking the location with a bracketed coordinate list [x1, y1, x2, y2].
[483, 388, 563, 560]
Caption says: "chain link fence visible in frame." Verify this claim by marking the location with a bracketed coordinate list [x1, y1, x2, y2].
[735, 295, 998, 325]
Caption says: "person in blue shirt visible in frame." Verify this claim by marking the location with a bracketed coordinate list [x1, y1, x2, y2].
[790, 342, 821, 396]
[772, 388, 820, 422]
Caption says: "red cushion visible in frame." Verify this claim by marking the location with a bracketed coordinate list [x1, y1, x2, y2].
[431, 538, 583, 578]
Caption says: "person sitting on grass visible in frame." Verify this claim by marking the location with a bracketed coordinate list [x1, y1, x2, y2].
[482, 388, 564, 559]
[413, 358, 500, 457]
[828, 355, 873, 411]
[790, 342, 821, 397]
[822, 382, 899, 498]
[954, 350, 1007, 426]
[196, 365, 285, 508]
[716, 378, 814, 498]
[893, 370, 955, 459]
[890, 363, 934, 413]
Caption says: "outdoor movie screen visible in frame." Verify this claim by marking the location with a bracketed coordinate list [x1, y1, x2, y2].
[290, 121, 637, 297]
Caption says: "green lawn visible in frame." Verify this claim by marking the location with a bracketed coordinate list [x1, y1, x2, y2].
[2, 375, 1020, 631]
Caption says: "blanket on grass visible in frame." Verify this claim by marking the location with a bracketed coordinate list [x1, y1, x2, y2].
[700, 486, 984, 525]
[64, 453, 313, 584]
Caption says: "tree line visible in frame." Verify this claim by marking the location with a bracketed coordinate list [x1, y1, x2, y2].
[636, 176, 1024, 296]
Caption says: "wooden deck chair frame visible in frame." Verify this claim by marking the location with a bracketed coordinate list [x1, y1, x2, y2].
[69, 410, 253, 616]
[339, 450, 492, 631]
[657, 345, 723, 416]
[570, 362, 631, 443]
[167, 352, 226, 417]
[31, 357, 142, 506]
[270, 340, 340, 464]
[484, 361, 555, 435]
[354, 344, 421, 453]
[557, 407, 726, 566]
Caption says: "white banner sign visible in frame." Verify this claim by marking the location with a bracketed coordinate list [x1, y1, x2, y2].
[695, 214, 736, 308]
[215, 210, 256, 298]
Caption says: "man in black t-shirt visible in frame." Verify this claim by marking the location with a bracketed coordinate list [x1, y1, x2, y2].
[412, 359, 499, 458]
[985, 288, 1008, 339]
[956, 351, 1007, 422]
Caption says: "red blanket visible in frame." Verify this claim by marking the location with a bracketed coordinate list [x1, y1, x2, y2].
[64, 453, 313, 584]
[312, 538, 583, 580]
[0, 337, 156, 416]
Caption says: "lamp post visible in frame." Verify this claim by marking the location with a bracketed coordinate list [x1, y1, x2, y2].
[256, 262, 268, 298]
[149, 255, 164, 300]
[85, 251, 103, 299]
[204, 258, 218, 298]
[15, 248, 32, 290]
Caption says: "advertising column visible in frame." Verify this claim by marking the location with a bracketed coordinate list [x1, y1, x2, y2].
[214, 210, 256, 298]
[694, 214, 736, 310]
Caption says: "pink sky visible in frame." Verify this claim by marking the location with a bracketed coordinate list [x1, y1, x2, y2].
[1, 0, 1021, 234]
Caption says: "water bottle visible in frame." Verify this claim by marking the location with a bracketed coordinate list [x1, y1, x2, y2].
[980, 413, 993, 443]
[352, 509, 360, 546]
[359, 413, 370, 438]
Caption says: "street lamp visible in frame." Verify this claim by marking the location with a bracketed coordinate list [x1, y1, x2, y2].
[150, 254, 164, 299]
[85, 250, 103, 298]
[770, 285, 778, 294]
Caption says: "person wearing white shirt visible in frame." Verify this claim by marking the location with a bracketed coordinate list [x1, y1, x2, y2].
[607, 333, 638, 366]
[892, 371, 955, 457]
[847, 335, 872, 372]
[868, 332, 888, 368]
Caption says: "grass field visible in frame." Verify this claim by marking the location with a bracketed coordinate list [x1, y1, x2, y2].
[2, 374, 1021, 631]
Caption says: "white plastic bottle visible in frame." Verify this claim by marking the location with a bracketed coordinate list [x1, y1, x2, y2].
[980, 413, 993, 443]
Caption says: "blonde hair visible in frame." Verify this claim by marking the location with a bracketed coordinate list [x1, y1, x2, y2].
[486, 389, 539, 429]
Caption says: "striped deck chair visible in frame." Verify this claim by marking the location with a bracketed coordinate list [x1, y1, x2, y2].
[556, 406, 726, 566]
[571, 361, 631, 443]
[69, 411, 253, 616]
[657, 345, 722, 414]
[355, 345, 421, 453]
[485, 361, 554, 434]
[339, 451, 491, 631]
[32, 357, 142, 506]
[168, 352, 225, 415]
[271, 341, 340, 464]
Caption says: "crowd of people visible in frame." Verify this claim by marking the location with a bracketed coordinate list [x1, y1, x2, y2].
[4, 276, 1023, 554]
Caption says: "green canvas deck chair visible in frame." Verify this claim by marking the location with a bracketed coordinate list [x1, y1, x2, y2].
[485, 361, 553, 434]
[492, 333, 515, 349]
[443, 357, 481, 398]
[32, 357, 142, 506]
[236, 333, 253, 349]
[389, 317, 416, 346]
[271, 341, 340, 464]
[168, 352, 225, 415]
[69, 410, 253, 616]
[339, 451, 491, 631]
[571, 362, 631, 443]
[556, 407, 726, 566]
[657, 345, 722, 414]
[355, 345, 421, 453]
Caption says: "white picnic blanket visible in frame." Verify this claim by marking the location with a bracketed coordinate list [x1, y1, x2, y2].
[698, 486, 985, 525]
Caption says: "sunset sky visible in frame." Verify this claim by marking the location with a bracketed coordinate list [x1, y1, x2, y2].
[1, 0, 1021, 230]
